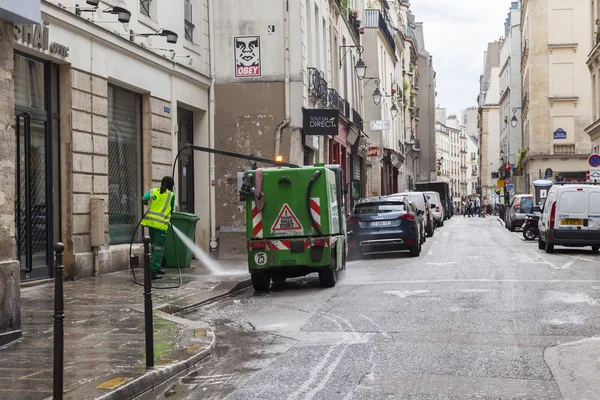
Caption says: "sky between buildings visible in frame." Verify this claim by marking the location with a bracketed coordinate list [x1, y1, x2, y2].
[410, 0, 515, 117]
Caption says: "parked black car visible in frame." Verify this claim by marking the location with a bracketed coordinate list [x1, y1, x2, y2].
[347, 197, 422, 258]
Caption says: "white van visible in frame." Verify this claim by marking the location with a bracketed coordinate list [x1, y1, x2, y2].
[538, 184, 600, 254]
[423, 191, 445, 226]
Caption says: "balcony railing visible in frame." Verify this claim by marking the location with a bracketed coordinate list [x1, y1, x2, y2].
[352, 108, 363, 128]
[554, 144, 576, 155]
[328, 88, 343, 114]
[308, 68, 328, 103]
[347, 11, 361, 44]
[344, 99, 350, 119]
[364, 9, 395, 53]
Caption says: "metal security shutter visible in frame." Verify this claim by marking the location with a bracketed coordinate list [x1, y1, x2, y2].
[353, 155, 361, 180]
[108, 85, 142, 244]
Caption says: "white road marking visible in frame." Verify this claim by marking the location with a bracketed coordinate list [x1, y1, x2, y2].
[426, 262, 457, 266]
[384, 290, 430, 298]
[345, 279, 600, 285]
[360, 315, 391, 338]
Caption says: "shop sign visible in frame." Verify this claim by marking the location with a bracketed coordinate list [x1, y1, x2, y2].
[367, 146, 378, 157]
[554, 171, 586, 184]
[235, 36, 261, 77]
[357, 136, 368, 158]
[369, 120, 390, 131]
[13, 22, 69, 58]
[303, 109, 338, 136]
[553, 128, 567, 139]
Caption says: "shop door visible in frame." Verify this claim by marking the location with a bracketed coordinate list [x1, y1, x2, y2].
[14, 54, 60, 281]
[177, 109, 194, 213]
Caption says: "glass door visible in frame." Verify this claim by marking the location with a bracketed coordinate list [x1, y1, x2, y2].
[14, 53, 60, 281]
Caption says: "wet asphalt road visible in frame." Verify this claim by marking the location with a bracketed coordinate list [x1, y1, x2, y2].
[149, 216, 600, 400]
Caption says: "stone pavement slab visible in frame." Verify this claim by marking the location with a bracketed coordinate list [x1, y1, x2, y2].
[0, 260, 249, 400]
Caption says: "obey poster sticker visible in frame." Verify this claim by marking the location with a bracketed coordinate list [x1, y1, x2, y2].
[235, 36, 261, 77]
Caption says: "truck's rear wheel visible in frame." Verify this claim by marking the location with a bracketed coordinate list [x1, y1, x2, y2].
[251, 272, 271, 291]
[319, 269, 337, 288]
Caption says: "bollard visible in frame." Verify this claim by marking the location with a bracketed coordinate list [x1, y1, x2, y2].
[143, 236, 154, 369]
[53, 242, 65, 400]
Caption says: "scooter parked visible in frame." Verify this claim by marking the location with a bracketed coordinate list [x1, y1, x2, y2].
[522, 213, 540, 241]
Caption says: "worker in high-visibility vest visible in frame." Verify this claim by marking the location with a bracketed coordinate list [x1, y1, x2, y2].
[141, 176, 175, 279]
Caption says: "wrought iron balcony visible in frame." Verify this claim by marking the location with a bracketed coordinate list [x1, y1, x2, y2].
[328, 88, 343, 114]
[344, 99, 350, 119]
[308, 67, 328, 103]
[347, 11, 361, 44]
[352, 108, 363, 128]
[364, 9, 395, 53]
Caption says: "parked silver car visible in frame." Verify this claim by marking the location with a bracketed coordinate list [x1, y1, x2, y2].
[423, 191, 445, 227]
[506, 194, 534, 232]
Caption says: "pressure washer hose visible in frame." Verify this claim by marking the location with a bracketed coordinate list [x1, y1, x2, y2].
[129, 213, 183, 290]
[306, 170, 323, 236]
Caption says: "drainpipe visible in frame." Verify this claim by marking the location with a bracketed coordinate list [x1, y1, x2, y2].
[275, 0, 291, 157]
[208, 2, 218, 250]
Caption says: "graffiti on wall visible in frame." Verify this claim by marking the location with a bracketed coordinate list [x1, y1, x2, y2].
[235, 36, 261, 77]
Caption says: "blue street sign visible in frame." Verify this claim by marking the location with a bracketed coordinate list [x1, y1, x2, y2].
[553, 128, 567, 139]
[589, 154, 600, 168]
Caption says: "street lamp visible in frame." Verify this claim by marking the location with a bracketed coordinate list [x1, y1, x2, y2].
[372, 86, 382, 105]
[355, 58, 367, 80]
[339, 45, 367, 80]
[390, 103, 399, 118]
[511, 107, 521, 129]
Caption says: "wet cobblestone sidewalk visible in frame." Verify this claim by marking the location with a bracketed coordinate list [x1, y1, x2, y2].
[0, 261, 249, 400]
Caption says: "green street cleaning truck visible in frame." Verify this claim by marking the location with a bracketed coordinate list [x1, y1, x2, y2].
[241, 164, 354, 291]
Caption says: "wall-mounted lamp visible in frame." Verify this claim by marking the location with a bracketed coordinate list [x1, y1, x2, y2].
[339, 45, 367, 80]
[390, 103, 399, 119]
[130, 28, 178, 44]
[511, 107, 521, 129]
[74, 1, 131, 23]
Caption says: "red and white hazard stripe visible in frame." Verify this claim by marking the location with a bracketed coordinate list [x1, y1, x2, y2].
[309, 197, 321, 230]
[252, 201, 263, 238]
[266, 240, 290, 250]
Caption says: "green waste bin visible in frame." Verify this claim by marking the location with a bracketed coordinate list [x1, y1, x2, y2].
[163, 212, 200, 268]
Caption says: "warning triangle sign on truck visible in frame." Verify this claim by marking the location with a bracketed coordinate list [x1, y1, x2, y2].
[271, 203, 303, 234]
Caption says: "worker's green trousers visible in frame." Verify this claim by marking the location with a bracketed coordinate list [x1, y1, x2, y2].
[148, 227, 167, 273]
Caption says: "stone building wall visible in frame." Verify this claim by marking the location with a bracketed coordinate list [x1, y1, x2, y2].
[61, 68, 173, 279]
[0, 19, 21, 345]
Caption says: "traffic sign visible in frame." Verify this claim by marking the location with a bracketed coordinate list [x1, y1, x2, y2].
[505, 178, 512, 185]
[271, 204, 303, 234]
[497, 179, 505, 187]
[589, 167, 600, 182]
[506, 184, 515, 193]
[589, 154, 600, 168]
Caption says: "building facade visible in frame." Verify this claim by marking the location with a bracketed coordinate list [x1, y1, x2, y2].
[498, 2, 522, 194]
[212, 0, 367, 255]
[9, 0, 212, 282]
[462, 107, 480, 196]
[478, 41, 501, 203]
[0, 0, 43, 346]
[415, 22, 437, 183]
[585, 0, 600, 154]
[521, 0, 593, 189]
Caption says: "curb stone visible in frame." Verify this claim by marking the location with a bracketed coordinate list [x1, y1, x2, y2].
[96, 328, 217, 400]
[497, 217, 505, 226]
[94, 277, 251, 400]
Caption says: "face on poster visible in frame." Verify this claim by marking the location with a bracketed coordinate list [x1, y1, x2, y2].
[235, 36, 261, 77]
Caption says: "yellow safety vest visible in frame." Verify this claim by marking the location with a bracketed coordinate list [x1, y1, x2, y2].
[141, 188, 174, 231]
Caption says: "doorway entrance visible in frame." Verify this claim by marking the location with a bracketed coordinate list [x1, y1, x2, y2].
[14, 53, 60, 281]
[177, 108, 195, 213]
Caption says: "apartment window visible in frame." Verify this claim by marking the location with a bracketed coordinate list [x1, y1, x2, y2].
[140, 0, 151, 17]
[108, 86, 143, 245]
[184, 0, 195, 42]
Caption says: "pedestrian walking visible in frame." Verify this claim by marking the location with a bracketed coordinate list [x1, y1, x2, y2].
[141, 176, 176, 280]
[476, 195, 482, 217]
